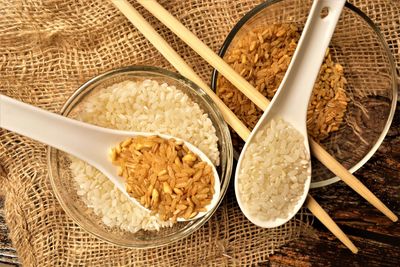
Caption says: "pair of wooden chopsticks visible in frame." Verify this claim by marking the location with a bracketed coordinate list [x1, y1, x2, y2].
[111, 0, 398, 253]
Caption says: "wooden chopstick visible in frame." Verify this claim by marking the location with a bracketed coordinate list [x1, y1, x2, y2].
[306, 195, 358, 253]
[136, 0, 398, 223]
[110, 0, 358, 253]
[108, 0, 249, 141]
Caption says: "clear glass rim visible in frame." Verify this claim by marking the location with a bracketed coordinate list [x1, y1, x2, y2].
[48, 65, 233, 248]
[210, 0, 398, 188]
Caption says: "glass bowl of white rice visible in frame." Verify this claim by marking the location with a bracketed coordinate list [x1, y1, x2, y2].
[48, 66, 233, 248]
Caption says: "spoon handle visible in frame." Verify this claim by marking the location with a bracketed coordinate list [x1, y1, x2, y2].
[0, 95, 113, 163]
[274, 0, 345, 128]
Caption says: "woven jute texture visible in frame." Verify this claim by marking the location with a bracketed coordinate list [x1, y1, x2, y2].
[0, 0, 399, 266]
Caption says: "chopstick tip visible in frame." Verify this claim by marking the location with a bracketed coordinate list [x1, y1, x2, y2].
[346, 240, 358, 254]
[385, 209, 398, 222]
[351, 246, 359, 254]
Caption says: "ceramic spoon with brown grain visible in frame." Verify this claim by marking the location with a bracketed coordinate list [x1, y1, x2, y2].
[0, 94, 220, 221]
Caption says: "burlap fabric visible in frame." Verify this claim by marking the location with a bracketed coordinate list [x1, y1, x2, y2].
[0, 0, 398, 266]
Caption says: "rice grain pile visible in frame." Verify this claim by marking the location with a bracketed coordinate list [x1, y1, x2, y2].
[217, 23, 348, 146]
[69, 79, 220, 233]
[237, 118, 310, 222]
[111, 135, 215, 222]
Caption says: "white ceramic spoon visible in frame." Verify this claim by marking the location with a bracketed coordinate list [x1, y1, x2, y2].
[235, 0, 346, 228]
[0, 94, 220, 222]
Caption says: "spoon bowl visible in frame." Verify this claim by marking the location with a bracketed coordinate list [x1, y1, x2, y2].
[0, 94, 220, 222]
[235, 0, 345, 228]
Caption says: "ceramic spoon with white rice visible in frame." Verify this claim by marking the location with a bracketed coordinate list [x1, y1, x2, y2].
[0, 94, 220, 222]
[235, 0, 345, 228]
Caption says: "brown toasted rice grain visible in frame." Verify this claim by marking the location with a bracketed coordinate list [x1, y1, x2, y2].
[110, 135, 214, 222]
[217, 23, 349, 143]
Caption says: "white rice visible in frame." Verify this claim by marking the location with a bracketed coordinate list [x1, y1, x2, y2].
[69, 79, 220, 233]
[237, 118, 310, 222]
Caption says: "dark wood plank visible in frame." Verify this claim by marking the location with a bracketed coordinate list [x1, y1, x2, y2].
[311, 105, 400, 238]
[0, 194, 20, 267]
[269, 228, 400, 267]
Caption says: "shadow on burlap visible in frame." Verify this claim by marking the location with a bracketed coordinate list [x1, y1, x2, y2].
[0, 0, 398, 266]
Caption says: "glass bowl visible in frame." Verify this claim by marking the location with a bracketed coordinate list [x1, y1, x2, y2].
[48, 66, 233, 248]
[211, 0, 397, 188]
